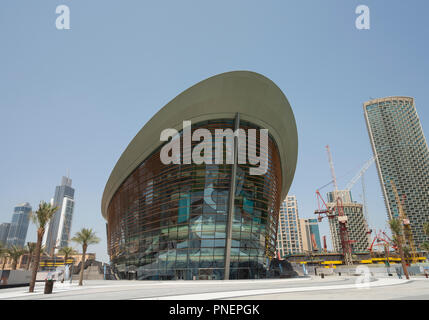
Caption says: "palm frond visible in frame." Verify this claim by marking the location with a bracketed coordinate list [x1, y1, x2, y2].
[388, 218, 403, 237]
[30, 201, 58, 228]
[58, 246, 77, 256]
[0, 244, 6, 257]
[25, 242, 37, 254]
[72, 228, 100, 246]
[423, 222, 429, 237]
[6, 245, 25, 260]
[421, 242, 429, 252]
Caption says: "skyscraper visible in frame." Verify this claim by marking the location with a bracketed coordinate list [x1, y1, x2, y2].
[327, 191, 371, 253]
[299, 218, 321, 252]
[0, 223, 11, 246]
[43, 176, 75, 254]
[6, 203, 32, 248]
[276, 195, 303, 257]
[364, 97, 429, 247]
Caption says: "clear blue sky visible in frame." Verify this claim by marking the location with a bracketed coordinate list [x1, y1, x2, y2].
[1, 1, 428, 262]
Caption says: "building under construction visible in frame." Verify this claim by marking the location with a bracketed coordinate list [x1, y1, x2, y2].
[314, 146, 372, 265]
[326, 190, 371, 253]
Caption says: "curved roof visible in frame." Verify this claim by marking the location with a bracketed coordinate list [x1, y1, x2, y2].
[101, 71, 298, 219]
[364, 96, 414, 107]
[16, 202, 31, 208]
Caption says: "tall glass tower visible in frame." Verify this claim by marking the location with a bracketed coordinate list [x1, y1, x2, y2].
[43, 176, 75, 254]
[6, 203, 32, 248]
[364, 97, 429, 247]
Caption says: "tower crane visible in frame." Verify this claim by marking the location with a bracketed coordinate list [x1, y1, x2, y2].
[326, 145, 338, 192]
[345, 156, 376, 191]
[314, 146, 354, 265]
[345, 156, 376, 235]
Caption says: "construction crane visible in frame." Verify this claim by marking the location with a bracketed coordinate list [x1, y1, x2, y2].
[369, 230, 397, 254]
[311, 233, 318, 251]
[390, 180, 418, 264]
[314, 145, 354, 265]
[326, 145, 338, 191]
[345, 156, 376, 191]
[344, 156, 376, 235]
[360, 173, 371, 234]
[368, 230, 397, 265]
[323, 236, 327, 253]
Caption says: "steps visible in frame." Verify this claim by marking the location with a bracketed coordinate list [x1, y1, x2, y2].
[72, 266, 104, 280]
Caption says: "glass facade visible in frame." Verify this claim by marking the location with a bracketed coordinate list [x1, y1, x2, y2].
[44, 176, 75, 254]
[0, 223, 11, 246]
[106, 119, 283, 280]
[58, 197, 75, 248]
[308, 219, 322, 251]
[6, 203, 31, 248]
[364, 97, 429, 247]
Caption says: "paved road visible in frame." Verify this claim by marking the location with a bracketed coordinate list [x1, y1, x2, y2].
[0, 276, 427, 300]
[228, 278, 429, 300]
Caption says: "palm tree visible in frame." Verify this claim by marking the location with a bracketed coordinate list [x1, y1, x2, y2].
[402, 246, 411, 259]
[7, 246, 25, 270]
[0, 244, 7, 271]
[58, 246, 77, 265]
[25, 242, 37, 270]
[422, 222, 429, 256]
[423, 222, 429, 237]
[422, 242, 429, 253]
[29, 201, 58, 293]
[72, 228, 100, 286]
[58, 246, 77, 283]
[388, 218, 410, 280]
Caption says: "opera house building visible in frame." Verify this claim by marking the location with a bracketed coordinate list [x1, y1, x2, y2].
[101, 71, 298, 280]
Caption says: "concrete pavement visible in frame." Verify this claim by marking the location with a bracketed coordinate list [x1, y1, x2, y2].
[0, 276, 427, 300]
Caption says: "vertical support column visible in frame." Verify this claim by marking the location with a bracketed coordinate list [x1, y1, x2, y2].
[224, 113, 240, 280]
